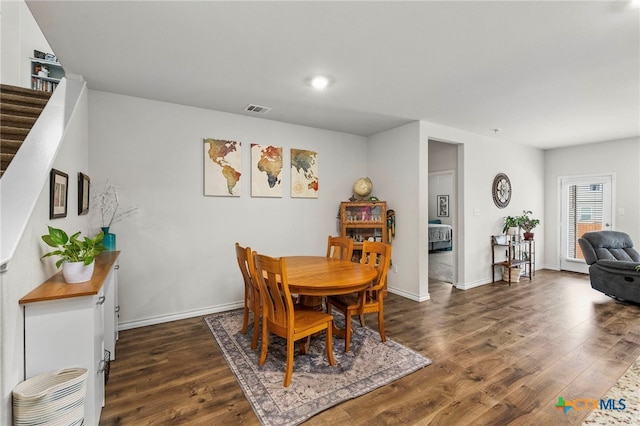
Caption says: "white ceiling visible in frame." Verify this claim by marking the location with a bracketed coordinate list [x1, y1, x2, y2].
[27, 1, 639, 150]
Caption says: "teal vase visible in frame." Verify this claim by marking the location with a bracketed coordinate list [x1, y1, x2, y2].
[101, 227, 116, 251]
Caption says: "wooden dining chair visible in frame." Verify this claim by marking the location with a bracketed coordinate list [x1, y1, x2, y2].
[326, 235, 354, 261]
[326, 241, 392, 352]
[252, 252, 335, 387]
[235, 243, 261, 350]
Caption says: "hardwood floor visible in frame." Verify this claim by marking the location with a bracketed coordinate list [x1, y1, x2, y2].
[100, 270, 640, 425]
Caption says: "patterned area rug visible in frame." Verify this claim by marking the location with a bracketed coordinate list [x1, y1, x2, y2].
[583, 354, 640, 424]
[205, 309, 433, 426]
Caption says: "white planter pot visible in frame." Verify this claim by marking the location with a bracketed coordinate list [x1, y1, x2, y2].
[62, 260, 95, 284]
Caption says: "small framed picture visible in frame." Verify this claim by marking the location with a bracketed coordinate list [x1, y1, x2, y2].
[78, 172, 90, 215]
[437, 195, 449, 217]
[50, 169, 68, 219]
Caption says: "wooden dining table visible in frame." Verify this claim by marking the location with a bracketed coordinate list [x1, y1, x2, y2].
[284, 256, 378, 297]
[283, 256, 378, 352]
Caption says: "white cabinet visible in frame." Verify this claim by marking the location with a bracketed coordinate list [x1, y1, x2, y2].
[20, 251, 120, 425]
[103, 262, 119, 361]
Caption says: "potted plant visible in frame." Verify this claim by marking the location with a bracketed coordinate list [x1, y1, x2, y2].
[519, 210, 540, 240]
[502, 215, 522, 236]
[502, 211, 540, 240]
[41, 226, 105, 283]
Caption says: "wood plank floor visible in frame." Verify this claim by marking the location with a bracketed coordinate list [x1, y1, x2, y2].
[100, 270, 640, 425]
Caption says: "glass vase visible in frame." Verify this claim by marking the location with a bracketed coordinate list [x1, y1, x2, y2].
[101, 227, 116, 251]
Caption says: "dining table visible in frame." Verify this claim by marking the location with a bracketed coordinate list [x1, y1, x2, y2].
[283, 255, 378, 353]
[284, 255, 378, 297]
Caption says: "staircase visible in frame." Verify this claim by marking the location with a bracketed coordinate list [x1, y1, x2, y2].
[0, 84, 52, 177]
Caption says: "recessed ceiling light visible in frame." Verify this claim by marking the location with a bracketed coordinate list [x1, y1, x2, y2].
[310, 76, 330, 90]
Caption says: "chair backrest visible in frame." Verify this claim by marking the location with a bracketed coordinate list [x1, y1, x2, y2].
[360, 241, 392, 291]
[252, 253, 295, 330]
[578, 231, 640, 265]
[326, 235, 354, 260]
[235, 243, 259, 303]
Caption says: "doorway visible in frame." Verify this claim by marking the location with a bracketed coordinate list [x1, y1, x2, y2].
[428, 140, 458, 284]
[559, 174, 613, 273]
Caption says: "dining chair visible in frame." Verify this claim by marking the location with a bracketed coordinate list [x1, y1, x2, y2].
[326, 241, 392, 352]
[235, 243, 261, 350]
[326, 235, 354, 261]
[252, 252, 335, 387]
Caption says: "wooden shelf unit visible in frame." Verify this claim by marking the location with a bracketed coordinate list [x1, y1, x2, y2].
[491, 236, 535, 285]
[340, 201, 388, 261]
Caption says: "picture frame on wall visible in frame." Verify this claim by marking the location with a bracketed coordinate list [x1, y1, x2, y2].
[437, 194, 449, 217]
[78, 172, 90, 215]
[50, 168, 68, 219]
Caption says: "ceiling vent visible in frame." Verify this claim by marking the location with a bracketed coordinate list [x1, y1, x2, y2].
[244, 104, 272, 114]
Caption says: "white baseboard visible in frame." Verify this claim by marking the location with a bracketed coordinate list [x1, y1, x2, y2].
[388, 286, 431, 302]
[118, 301, 244, 331]
[455, 279, 493, 290]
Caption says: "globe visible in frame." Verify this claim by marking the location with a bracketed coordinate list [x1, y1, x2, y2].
[353, 177, 373, 198]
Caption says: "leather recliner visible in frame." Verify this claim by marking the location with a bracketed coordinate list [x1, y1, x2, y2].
[578, 230, 640, 303]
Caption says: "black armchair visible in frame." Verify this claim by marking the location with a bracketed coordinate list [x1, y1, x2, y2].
[578, 231, 640, 303]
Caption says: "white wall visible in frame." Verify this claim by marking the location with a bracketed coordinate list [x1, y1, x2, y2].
[0, 85, 90, 426]
[0, 0, 53, 88]
[543, 137, 640, 269]
[88, 91, 368, 328]
[367, 122, 428, 301]
[419, 121, 545, 290]
[428, 141, 457, 225]
[428, 173, 454, 226]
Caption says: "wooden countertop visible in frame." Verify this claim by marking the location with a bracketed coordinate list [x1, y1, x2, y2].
[19, 251, 120, 305]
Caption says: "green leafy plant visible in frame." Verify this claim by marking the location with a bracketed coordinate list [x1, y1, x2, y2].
[502, 210, 540, 234]
[519, 210, 540, 232]
[502, 215, 522, 234]
[41, 226, 105, 268]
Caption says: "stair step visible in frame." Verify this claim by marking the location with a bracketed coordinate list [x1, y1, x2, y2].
[0, 92, 49, 109]
[1, 152, 14, 170]
[0, 114, 37, 129]
[0, 85, 51, 177]
[1, 139, 23, 154]
[0, 126, 29, 139]
[0, 84, 52, 100]
[0, 103, 43, 118]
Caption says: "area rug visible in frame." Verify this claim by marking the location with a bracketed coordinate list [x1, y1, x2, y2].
[204, 309, 432, 426]
[583, 354, 640, 424]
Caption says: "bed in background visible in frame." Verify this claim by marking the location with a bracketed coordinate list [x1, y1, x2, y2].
[429, 219, 453, 251]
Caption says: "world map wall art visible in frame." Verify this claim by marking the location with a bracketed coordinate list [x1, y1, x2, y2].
[251, 144, 283, 197]
[204, 138, 242, 196]
[204, 137, 318, 199]
[291, 148, 318, 198]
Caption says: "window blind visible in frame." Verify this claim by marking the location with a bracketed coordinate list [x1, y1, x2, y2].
[568, 183, 603, 259]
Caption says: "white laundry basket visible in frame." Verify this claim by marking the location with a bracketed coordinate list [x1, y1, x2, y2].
[12, 368, 88, 426]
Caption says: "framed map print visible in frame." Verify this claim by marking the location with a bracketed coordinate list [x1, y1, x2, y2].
[204, 138, 242, 196]
[251, 144, 283, 197]
[290, 148, 318, 198]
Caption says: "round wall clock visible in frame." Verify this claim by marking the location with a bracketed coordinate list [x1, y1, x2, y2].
[492, 173, 511, 208]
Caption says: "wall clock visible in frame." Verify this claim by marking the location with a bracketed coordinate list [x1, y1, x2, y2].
[492, 173, 511, 208]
